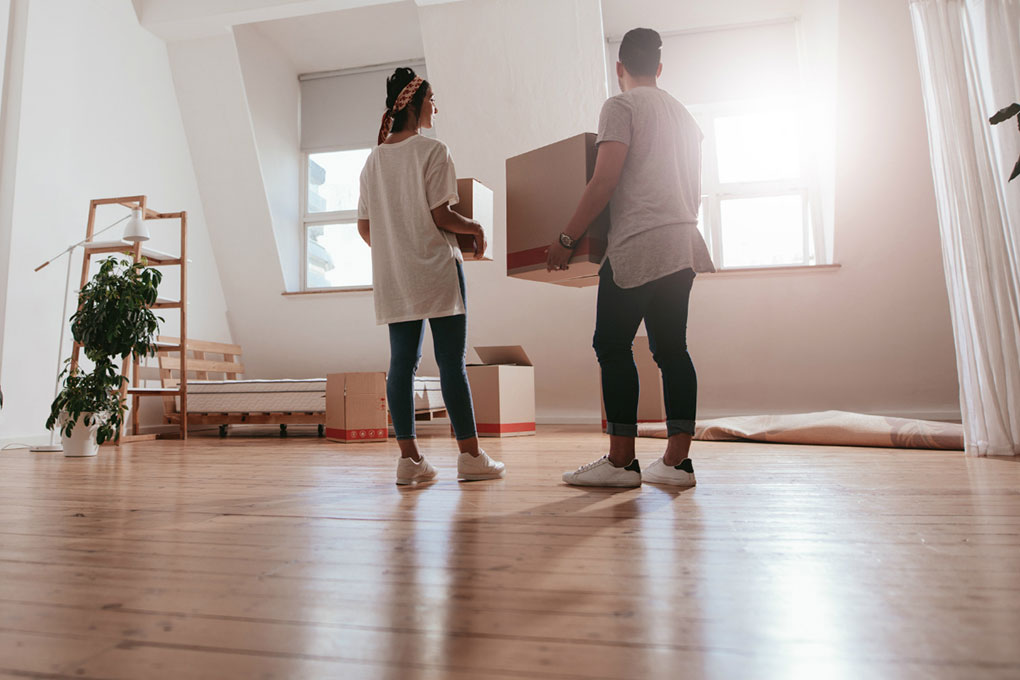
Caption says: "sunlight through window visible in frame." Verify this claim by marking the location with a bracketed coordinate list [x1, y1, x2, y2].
[715, 111, 801, 184]
[307, 148, 371, 213]
[306, 222, 372, 289]
[720, 195, 805, 268]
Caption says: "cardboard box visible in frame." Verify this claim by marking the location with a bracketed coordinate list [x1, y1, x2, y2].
[452, 178, 494, 261]
[467, 346, 536, 437]
[600, 336, 665, 430]
[505, 133, 609, 287]
[325, 372, 388, 442]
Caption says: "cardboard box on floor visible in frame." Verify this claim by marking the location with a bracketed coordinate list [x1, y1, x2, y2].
[506, 133, 609, 287]
[326, 372, 388, 443]
[467, 346, 536, 437]
[452, 178, 494, 261]
[600, 336, 666, 430]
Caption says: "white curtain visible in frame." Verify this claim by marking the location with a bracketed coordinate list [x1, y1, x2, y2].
[910, 0, 1020, 456]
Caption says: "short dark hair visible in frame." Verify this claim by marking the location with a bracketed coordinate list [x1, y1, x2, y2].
[619, 28, 662, 77]
[385, 67, 430, 133]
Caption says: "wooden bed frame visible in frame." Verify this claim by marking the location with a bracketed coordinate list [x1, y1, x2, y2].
[151, 336, 324, 437]
[150, 337, 446, 438]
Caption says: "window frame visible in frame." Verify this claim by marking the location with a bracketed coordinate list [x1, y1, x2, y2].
[300, 143, 375, 292]
[691, 100, 825, 270]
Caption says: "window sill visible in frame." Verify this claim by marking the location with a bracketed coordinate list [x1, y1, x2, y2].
[282, 287, 372, 296]
[704, 263, 841, 277]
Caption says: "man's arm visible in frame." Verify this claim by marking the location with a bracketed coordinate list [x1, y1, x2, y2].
[357, 219, 370, 246]
[431, 203, 487, 258]
[547, 141, 628, 271]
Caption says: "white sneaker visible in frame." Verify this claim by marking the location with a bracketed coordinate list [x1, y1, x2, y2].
[457, 450, 505, 481]
[642, 457, 696, 487]
[395, 455, 438, 485]
[562, 456, 641, 488]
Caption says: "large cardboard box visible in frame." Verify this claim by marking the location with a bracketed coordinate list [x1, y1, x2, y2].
[600, 336, 666, 430]
[452, 178, 494, 261]
[506, 133, 609, 287]
[325, 372, 388, 442]
[467, 346, 536, 437]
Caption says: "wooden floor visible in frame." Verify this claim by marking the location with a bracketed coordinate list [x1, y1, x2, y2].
[1, 425, 1019, 680]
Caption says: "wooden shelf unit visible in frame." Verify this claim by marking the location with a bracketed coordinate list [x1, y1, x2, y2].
[69, 196, 188, 443]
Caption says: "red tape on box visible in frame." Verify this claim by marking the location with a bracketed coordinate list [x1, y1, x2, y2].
[325, 428, 388, 441]
[506, 239, 597, 271]
[476, 422, 536, 434]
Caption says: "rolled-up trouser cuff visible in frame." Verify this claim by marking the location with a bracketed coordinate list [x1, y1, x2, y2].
[454, 431, 477, 441]
[667, 419, 695, 436]
[395, 434, 417, 441]
[606, 422, 638, 437]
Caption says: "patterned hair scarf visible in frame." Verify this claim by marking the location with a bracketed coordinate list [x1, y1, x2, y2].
[378, 76, 425, 145]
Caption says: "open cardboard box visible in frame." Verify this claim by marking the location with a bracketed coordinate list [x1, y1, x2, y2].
[325, 372, 388, 443]
[600, 336, 665, 430]
[467, 346, 536, 437]
[452, 178, 494, 261]
[505, 133, 609, 287]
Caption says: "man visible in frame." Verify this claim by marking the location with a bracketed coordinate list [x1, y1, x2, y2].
[547, 27, 715, 488]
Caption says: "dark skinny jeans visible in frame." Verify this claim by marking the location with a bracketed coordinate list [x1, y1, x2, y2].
[387, 260, 477, 441]
[593, 260, 698, 438]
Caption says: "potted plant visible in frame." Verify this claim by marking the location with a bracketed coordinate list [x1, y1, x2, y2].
[46, 257, 163, 456]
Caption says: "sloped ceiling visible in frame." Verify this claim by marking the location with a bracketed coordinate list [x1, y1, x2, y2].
[250, 0, 422, 74]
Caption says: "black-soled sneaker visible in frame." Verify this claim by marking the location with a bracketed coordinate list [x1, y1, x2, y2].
[642, 457, 696, 487]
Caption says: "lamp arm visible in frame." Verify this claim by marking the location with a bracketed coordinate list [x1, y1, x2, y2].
[33, 214, 132, 272]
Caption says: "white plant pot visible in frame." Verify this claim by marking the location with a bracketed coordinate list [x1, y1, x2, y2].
[59, 412, 102, 457]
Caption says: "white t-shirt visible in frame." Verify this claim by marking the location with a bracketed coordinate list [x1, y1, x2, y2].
[596, 87, 716, 288]
[358, 135, 464, 325]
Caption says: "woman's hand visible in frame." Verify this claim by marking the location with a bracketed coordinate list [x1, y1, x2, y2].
[472, 223, 487, 258]
[546, 241, 573, 272]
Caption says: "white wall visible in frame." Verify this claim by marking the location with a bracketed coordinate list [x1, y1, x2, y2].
[165, 0, 958, 423]
[169, 32, 394, 382]
[234, 23, 302, 291]
[0, 0, 232, 441]
[415, 0, 611, 421]
[0, 0, 23, 394]
[685, 0, 957, 419]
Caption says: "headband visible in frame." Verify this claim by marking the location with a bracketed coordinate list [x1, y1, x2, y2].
[378, 76, 425, 145]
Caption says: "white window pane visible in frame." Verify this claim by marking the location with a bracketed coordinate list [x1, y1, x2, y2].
[715, 111, 801, 184]
[306, 222, 372, 288]
[308, 148, 371, 213]
[720, 195, 805, 268]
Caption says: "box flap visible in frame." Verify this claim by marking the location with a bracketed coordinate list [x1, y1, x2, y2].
[474, 346, 532, 367]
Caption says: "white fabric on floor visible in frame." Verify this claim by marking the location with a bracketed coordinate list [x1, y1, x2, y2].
[910, 0, 1020, 456]
[637, 411, 964, 450]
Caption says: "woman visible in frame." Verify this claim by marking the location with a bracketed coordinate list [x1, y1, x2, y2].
[357, 67, 505, 486]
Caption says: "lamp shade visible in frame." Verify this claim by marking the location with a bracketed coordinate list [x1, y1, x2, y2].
[122, 208, 150, 242]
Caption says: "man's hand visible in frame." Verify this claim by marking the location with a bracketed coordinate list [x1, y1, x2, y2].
[546, 240, 573, 272]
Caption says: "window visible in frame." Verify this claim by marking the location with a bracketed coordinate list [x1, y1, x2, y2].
[302, 147, 373, 289]
[694, 102, 822, 269]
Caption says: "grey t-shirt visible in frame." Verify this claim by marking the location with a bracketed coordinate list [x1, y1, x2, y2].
[596, 87, 716, 288]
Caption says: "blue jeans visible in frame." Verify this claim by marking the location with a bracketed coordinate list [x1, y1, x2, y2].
[593, 260, 698, 438]
[387, 261, 476, 441]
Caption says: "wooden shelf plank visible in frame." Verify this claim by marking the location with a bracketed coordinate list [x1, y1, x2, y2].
[128, 387, 181, 396]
